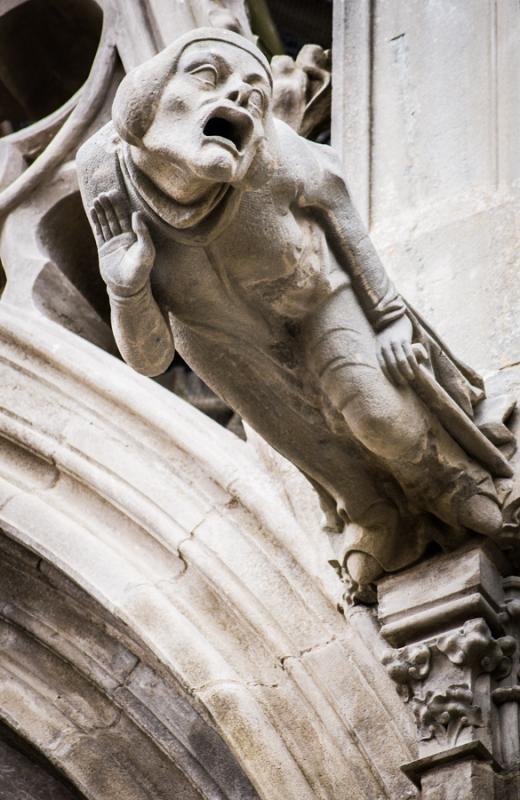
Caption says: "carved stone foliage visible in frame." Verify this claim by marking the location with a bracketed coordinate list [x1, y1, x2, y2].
[329, 557, 377, 608]
[437, 618, 517, 679]
[382, 618, 517, 748]
[411, 685, 483, 747]
[377, 544, 520, 796]
[382, 644, 431, 701]
[491, 576, 520, 723]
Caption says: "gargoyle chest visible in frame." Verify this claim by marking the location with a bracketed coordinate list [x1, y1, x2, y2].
[212, 192, 336, 316]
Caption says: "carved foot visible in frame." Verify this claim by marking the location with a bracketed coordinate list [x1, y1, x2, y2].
[458, 493, 503, 538]
[345, 551, 384, 585]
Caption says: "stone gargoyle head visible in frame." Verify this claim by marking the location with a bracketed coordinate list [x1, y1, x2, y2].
[112, 28, 277, 199]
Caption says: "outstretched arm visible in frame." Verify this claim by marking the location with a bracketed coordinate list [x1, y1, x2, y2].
[90, 191, 175, 377]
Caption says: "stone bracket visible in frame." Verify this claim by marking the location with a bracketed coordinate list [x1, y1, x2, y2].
[401, 740, 501, 789]
[377, 542, 520, 797]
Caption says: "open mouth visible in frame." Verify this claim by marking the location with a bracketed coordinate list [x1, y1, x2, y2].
[202, 106, 253, 153]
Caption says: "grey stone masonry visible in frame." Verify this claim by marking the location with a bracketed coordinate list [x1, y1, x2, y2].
[379, 542, 520, 798]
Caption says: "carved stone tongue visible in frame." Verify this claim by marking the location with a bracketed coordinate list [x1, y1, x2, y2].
[203, 116, 243, 150]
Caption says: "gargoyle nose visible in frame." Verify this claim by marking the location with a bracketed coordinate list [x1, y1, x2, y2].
[227, 82, 252, 106]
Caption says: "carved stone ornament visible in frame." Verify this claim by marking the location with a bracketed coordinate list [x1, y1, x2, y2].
[437, 618, 517, 680]
[329, 557, 377, 607]
[411, 684, 483, 747]
[271, 45, 331, 138]
[77, 26, 518, 597]
[383, 617, 517, 748]
[381, 643, 432, 701]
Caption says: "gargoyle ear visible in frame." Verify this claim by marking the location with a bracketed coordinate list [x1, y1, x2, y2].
[112, 55, 172, 146]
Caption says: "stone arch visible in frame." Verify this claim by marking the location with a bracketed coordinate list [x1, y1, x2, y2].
[0, 534, 258, 799]
[0, 304, 418, 799]
[0, 721, 84, 799]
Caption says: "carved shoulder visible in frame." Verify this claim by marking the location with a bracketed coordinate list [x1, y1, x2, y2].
[271, 118, 349, 207]
[76, 122, 124, 208]
[306, 139, 353, 210]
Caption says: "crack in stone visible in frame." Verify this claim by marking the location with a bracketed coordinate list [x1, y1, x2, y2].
[499, 360, 520, 371]
[110, 656, 141, 693]
[122, 523, 202, 594]
[176, 536, 193, 575]
[278, 635, 338, 668]
[193, 677, 281, 694]
[175, 516, 210, 573]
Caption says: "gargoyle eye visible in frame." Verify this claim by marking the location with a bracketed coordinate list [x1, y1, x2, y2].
[189, 64, 218, 88]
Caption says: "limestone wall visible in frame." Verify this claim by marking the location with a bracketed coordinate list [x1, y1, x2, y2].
[333, 0, 520, 374]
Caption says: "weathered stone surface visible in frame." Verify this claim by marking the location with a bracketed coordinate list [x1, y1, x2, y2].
[420, 759, 496, 800]
[0, 304, 417, 798]
[0, 1, 518, 798]
[378, 543, 507, 646]
[333, 0, 520, 376]
[77, 26, 516, 607]
[0, 736, 81, 800]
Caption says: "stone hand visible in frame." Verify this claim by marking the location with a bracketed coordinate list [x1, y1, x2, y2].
[376, 315, 427, 386]
[90, 191, 155, 297]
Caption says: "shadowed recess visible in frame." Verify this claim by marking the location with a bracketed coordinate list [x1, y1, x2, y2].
[38, 191, 110, 324]
[0, 0, 103, 136]
[264, 0, 332, 55]
[0, 723, 84, 800]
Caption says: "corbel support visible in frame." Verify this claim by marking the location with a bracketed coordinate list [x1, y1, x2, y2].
[378, 542, 520, 798]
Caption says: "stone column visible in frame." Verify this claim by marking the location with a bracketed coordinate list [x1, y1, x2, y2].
[378, 542, 520, 798]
